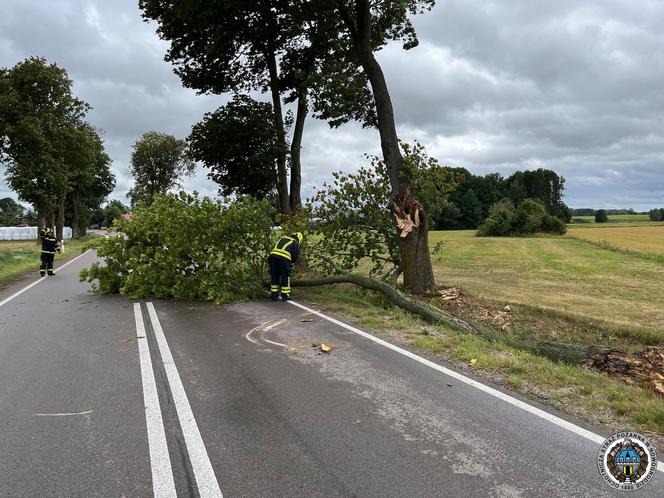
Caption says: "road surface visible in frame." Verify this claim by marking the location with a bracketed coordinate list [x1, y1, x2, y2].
[0, 250, 661, 497]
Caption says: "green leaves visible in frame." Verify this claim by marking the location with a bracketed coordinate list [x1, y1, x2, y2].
[127, 131, 193, 207]
[80, 193, 275, 303]
[188, 94, 281, 198]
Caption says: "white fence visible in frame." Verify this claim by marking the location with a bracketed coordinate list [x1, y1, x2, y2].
[0, 226, 73, 241]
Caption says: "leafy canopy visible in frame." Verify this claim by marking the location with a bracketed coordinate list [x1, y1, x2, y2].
[127, 131, 194, 207]
[81, 193, 275, 302]
[188, 94, 282, 198]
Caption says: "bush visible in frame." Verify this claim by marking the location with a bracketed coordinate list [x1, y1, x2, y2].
[80, 193, 275, 303]
[648, 209, 664, 222]
[595, 209, 609, 223]
[477, 198, 567, 236]
[476, 199, 515, 236]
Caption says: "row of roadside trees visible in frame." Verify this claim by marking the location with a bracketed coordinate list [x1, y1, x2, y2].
[0, 57, 116, 239]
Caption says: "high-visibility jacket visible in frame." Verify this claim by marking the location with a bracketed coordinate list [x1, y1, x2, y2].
[40, 232, 60, 254]
[270, 235, 299, 263]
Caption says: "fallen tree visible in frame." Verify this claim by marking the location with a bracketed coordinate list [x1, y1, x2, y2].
[293, 273, 609, 363]
[292, 274, 663, 396]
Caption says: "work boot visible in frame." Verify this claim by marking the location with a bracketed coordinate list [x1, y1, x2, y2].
[48, 271, 55, 276]
[39, 272, 45, 277]
[271, 293, 279, 302]
[281, 294, 290, 302]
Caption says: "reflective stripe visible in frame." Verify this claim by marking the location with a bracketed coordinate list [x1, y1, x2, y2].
[271, 236, 295, 261]
[41, 251, 56, 254]
[270, 249, 291, 260]
[270, 286, 279, 292]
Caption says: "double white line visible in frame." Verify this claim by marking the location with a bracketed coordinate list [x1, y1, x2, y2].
[134, 302, 223, 498]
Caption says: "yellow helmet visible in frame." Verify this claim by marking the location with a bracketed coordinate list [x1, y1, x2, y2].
[295, 232, 303, 243]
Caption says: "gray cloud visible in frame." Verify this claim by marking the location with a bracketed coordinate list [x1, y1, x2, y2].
[1, 0, 663, 211]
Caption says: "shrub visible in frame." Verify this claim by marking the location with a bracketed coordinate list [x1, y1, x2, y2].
[476, 199, 515, 236]
[648, 208, 664, 222]
[595, 209, 609, 223]
[80, 192, 275, 303]
[477, 198, 567, 236]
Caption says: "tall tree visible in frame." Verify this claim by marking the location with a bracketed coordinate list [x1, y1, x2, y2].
[188, 94, 282, 198]
[0, 57, 89, 237]
[65, 124, 115, 237]
[127, 131, 194, 207]
[313, 0, 437, 292]
[139, 0, 298, 213]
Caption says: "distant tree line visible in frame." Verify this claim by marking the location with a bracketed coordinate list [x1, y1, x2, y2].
[0, 197, 35, 226]
[424, 167, 570, 230]
[572, 208, 638, 217]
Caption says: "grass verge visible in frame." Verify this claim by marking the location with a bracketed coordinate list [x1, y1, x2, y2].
[0, 235, 97, 288]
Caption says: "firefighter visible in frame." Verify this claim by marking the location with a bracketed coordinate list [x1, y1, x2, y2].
[269, 232, 303, 301]
[39, 227, 60, 276]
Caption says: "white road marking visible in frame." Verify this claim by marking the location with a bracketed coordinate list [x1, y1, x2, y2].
[146, 302, 224, 498]
[134, 303, 177, 498]
[33, 410, 94, 417]
[260, 319, 289, 347]
[263, 319, 286, 332]
[0, 249, 93, 308]
[245, 321, 273, 345]
[288, 300, 664, 473]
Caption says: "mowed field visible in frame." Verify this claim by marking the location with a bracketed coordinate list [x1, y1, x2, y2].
[429, 229, 664, 335]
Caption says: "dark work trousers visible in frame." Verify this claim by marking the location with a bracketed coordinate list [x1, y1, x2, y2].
[269, 255, 292, 300]
[40, 253, 55, 276]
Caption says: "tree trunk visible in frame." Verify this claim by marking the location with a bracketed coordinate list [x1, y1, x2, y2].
[71, 189, 80, 239]
[37, 207, 45, 232]
[266, 48, 290, 214]
[56, 198, 65, 241]
[290, 86, 307, 211]
[345, 0, 436, 293]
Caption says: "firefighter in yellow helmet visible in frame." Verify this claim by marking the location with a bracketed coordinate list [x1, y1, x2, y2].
[39, 227, 60, 276]
[269, 232, 303, 301]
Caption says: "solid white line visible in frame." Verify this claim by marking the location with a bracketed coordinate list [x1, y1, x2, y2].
[0, 249, 93, 309]
[146, 302, 223, 498]
[134, 303, 177, 498]
[288, 300, 664, 473]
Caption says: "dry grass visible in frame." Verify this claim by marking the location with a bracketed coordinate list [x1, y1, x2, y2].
[566, 226, 664, 257]
[429, 230, 664, 337]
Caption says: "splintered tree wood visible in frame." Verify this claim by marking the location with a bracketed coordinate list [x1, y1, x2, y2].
[591, 347, 664, 396]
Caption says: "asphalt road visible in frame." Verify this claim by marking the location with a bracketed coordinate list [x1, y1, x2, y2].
[0, 250, 661, 497]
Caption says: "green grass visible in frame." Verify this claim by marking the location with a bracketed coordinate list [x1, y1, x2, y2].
[297, 284, 664, 436]
[429, 230, 664, 339]
[0, 236, 96, 287]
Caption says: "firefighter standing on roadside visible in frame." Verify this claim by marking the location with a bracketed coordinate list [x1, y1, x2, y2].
[269, 232, 303, 301]
[39, 227, 60, 276]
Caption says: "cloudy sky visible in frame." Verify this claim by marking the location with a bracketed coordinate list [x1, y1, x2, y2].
[1, 0, 663, 210]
